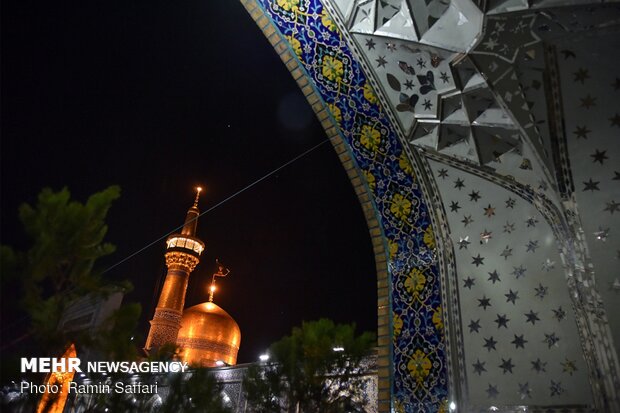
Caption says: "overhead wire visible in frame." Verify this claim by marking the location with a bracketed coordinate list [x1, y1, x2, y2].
[102, 136, 332, 276]
[0, 136, 334, 344]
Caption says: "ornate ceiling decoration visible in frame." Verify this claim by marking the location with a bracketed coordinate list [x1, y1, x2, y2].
[428, 158, 593, 406]
[333, 2, 620, 192]
[323, 0, 620, 410]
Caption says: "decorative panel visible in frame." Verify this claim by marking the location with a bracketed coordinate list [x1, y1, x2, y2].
[242, 0, 450, 410]
[427, 158, 593, 409]
[556, 31, 620, 358]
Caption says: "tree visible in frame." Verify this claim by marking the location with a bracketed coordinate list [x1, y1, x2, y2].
[1, 186, 129, 350]
[243, 319, 376, 413]
[76, 344, 232, 413]
[157, 368, 232, 413]
[76, 368, 232, 413]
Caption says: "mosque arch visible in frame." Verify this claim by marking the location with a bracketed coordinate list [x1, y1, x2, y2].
[238, 8, 393, 412]
[238, 2, 421, 410]
[237, 0, 620, 412]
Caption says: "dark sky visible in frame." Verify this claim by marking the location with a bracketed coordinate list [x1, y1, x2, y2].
[0, 0, 376, 363]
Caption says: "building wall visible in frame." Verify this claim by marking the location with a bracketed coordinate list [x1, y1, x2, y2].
[59, 357, 378, 413]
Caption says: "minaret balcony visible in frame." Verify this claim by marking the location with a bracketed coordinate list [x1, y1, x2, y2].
[165, 235, 205, 257]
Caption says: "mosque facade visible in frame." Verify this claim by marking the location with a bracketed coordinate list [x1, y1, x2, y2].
[238, 0, 620, 411]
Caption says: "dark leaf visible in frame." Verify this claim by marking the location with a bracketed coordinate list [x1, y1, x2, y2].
[399, 93, 409, 103]
[420, 85, 434, 95]
[409, 94, 419, 107]
[417, 75, 428, 85]
[426, 70, 434, 85]
[398, 61, 415, 75]
[396, 103, 414, 112]
[387, 73, 401, 91]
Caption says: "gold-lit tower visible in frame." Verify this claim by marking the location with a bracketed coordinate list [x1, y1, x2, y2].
[144, 188, 205, 352]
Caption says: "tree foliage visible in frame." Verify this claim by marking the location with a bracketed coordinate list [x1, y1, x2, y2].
[17, 186, 119, 288]
[243, 319, 376, 413]
[72, 368, 232, 413]
[158, 368, 232, 413]
[1, 186, 134, 351]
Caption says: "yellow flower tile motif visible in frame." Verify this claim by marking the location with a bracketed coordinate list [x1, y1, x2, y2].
[438, 400, 449, 413]
[408, 349, 432, 384]
[321, 10, 337, 32]
[393, 312, 403, 337]
[423, 225, 435, 249]
[390, 193, 411, 221]
[363, 170, 376, 191]
[322, 55, 344, 82]
[277, 0, 299, 11]
[393, 400, 405, 413]
[360, 124, 381, 151]
[264, 1, 449, 407]
[398, 153, 414, 176]
[363, 82, 378, 104]
[328, 103, 342, 123]
[432, 306, 443, 330]
[388, 239, 398, 258]
[404, 268, 426, 298]
[287, 35, 302, 57]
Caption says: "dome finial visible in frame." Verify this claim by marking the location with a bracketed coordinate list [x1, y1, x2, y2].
[209, 259, 230, 303]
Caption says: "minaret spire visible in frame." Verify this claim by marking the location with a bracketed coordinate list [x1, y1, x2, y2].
[144, 187, 206, 353]
[193, 186, 202, 207]
[181, 186, 202, 236]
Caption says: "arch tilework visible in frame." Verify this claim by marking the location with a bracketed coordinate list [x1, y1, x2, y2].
[240, 0, 450, 411]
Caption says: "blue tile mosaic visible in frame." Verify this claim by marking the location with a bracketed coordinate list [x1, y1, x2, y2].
[249, 1, 449, 410]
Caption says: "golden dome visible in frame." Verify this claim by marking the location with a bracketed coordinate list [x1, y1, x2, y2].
[176, 302, 241, 367]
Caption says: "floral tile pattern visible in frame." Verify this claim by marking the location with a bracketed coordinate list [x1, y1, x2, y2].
[251, 0, 449, 410]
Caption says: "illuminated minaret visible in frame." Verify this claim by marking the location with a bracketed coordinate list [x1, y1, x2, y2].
[144, 187, 205, 352]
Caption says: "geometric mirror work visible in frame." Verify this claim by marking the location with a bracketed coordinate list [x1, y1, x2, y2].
[344, 13, 561, 201]
[341, 0, 483, 52]
[349, 34, 458, 135]
[488, 0, 612, 16]
[340, 5, 620, 209]
[556, 31, 620, 357]
[428, 158, 594, 409]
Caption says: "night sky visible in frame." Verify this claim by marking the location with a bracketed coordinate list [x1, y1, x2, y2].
[1, 0, 376, 363]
